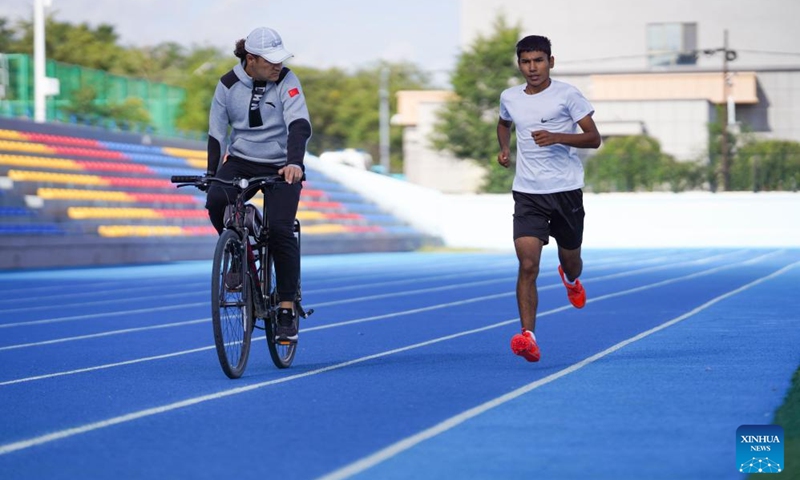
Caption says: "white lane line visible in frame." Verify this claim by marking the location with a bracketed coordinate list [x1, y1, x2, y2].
[1, 258, 792, 456]
[0, 346, 214, 386]
[0, 294, 516, 383]
[0, 279, 204, 298]
[315, 261, 800, 480]
[0, 265, 515, 316]
[0, 249, 738, 331]
[0, 319, 207, 352]
[0, 282, 207, 307]
[0, 261, 513, 312]
[0, 303, 208, 329]
[308, 249, 716, 308]
[0, 292, 512, 353]
[0, 322, 513, 457]
[304, 249, 669, 295]
[304, 263, 514, 295]
[0, 290, 207, 315]
[0, 249, 759, 357]
[311, 277, 515, 307]
[0, 254, 724, 352]
[304, 255, 516, 283]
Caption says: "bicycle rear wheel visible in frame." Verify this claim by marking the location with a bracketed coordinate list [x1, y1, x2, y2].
[211, 229, 253, 379]
[264, 250, 297, 368]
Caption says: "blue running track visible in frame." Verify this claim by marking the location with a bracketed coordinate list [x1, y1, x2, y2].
[0, 248, 798, 479]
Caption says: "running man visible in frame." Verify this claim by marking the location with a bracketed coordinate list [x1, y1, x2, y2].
[496, 35, 602, 362]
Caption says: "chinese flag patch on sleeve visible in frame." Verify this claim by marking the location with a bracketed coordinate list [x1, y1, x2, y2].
[288, 87, 300, 98]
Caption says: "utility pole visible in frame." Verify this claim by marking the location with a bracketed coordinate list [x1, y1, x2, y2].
[720, 29, 731, 191]
[704, 30, 737, 192]
[379, 67, 390, 174]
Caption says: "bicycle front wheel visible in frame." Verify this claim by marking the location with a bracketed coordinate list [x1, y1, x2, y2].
[211, 229, 253, 379]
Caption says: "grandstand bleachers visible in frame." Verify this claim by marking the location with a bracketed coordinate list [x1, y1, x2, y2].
[0, 119, 436, 269]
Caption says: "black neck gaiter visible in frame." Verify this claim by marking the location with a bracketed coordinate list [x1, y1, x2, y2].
[249, 80, 267, 127]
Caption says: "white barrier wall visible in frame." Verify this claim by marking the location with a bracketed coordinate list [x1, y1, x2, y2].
[306, 156, 800, 250]
[583, 192, 800, 249]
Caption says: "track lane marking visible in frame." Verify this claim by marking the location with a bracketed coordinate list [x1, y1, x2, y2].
[0, 250, 763, 372]
[0, 255, 790, 456]
[315, 260, 799, 480]
[0, 249, 744, 330]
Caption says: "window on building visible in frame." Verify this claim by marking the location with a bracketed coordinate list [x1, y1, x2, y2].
[647, 23, 698, 67]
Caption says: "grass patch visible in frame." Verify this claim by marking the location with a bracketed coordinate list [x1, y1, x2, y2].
[749, 366, 800, 479]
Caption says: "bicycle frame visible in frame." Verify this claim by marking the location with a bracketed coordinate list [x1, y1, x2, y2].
[171, 174, 311, 319]
[212, 175, 283, 317]
[171, 173, 312, 372]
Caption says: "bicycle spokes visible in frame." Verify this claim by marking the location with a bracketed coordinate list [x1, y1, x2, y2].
[211, 230, 253, 379]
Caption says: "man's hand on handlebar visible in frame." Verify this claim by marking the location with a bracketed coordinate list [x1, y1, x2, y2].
[197, 171, 215, 192]
[279, 164, 303, 184]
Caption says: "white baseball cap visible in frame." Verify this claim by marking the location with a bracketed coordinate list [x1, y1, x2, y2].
[244, 27, 293, 64]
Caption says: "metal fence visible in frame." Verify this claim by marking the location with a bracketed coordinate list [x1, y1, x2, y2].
[0, 53, 192, 138]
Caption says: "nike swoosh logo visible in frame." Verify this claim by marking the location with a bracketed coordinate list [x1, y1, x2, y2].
[541, 118, 554, 123]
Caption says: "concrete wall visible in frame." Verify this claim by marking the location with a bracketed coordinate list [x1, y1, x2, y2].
[590, 99, 713, 160]
[754, 70, 800, 140]
[395, 90, 487, 194]
[401, 100, 486, 193]
[307, 156, 800, 250]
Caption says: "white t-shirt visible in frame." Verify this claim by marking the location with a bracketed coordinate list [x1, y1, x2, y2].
[499, 79, 594, 194]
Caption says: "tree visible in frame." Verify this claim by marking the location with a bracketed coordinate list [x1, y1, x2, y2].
[431, 16, 521, 192]
[706, 105, 740, 192]
[11, 16, 131, 74]
[0, 12, 435, 161]
[173, 48, 230, 132]
[60, 85, 151, 129]
[106, 97, 151, 130]
[60, 86, 103, 122]
[292, 65, 353, 155]
[660, 157, 706, 193]
[584, 135, 702, 192]
[732, 139, 800, 191]
[306, 62, 430, 170]
[0, 18, 18, 53]
[179, 60, 431, 171]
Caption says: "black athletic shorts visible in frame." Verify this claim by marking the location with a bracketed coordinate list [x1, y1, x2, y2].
[512, 189, 584, 249]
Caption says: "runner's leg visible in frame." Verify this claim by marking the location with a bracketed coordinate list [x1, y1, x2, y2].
[515, 236, 545, 332]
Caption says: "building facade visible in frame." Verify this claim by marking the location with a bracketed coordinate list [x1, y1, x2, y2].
[460, 0, 800, 160]
[397, 0, 799, 192]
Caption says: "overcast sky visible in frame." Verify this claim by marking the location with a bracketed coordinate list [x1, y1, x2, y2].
[1, 0, 461, 85]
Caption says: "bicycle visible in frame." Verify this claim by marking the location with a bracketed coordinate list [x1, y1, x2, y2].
[171, 174, 314, 378]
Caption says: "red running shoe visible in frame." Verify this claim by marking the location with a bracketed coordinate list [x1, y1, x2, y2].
[511, 329, 540, 362]
[558, 265, 586, 309]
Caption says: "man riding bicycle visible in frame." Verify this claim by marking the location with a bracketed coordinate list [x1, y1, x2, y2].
[204, 26, 312, 343]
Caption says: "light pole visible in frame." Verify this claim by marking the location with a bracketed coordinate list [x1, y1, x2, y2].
[379, 66, 390, 174]
[33, 0, 58, 123]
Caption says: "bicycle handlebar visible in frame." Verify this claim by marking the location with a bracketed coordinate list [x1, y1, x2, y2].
[170, 174, 287, 190]
[170, 175, 203, 184]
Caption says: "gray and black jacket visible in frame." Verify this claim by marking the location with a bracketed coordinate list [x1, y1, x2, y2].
[206, 62, 312, 174]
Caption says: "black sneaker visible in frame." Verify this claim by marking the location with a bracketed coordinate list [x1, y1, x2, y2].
[275, 308, 298, 342]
